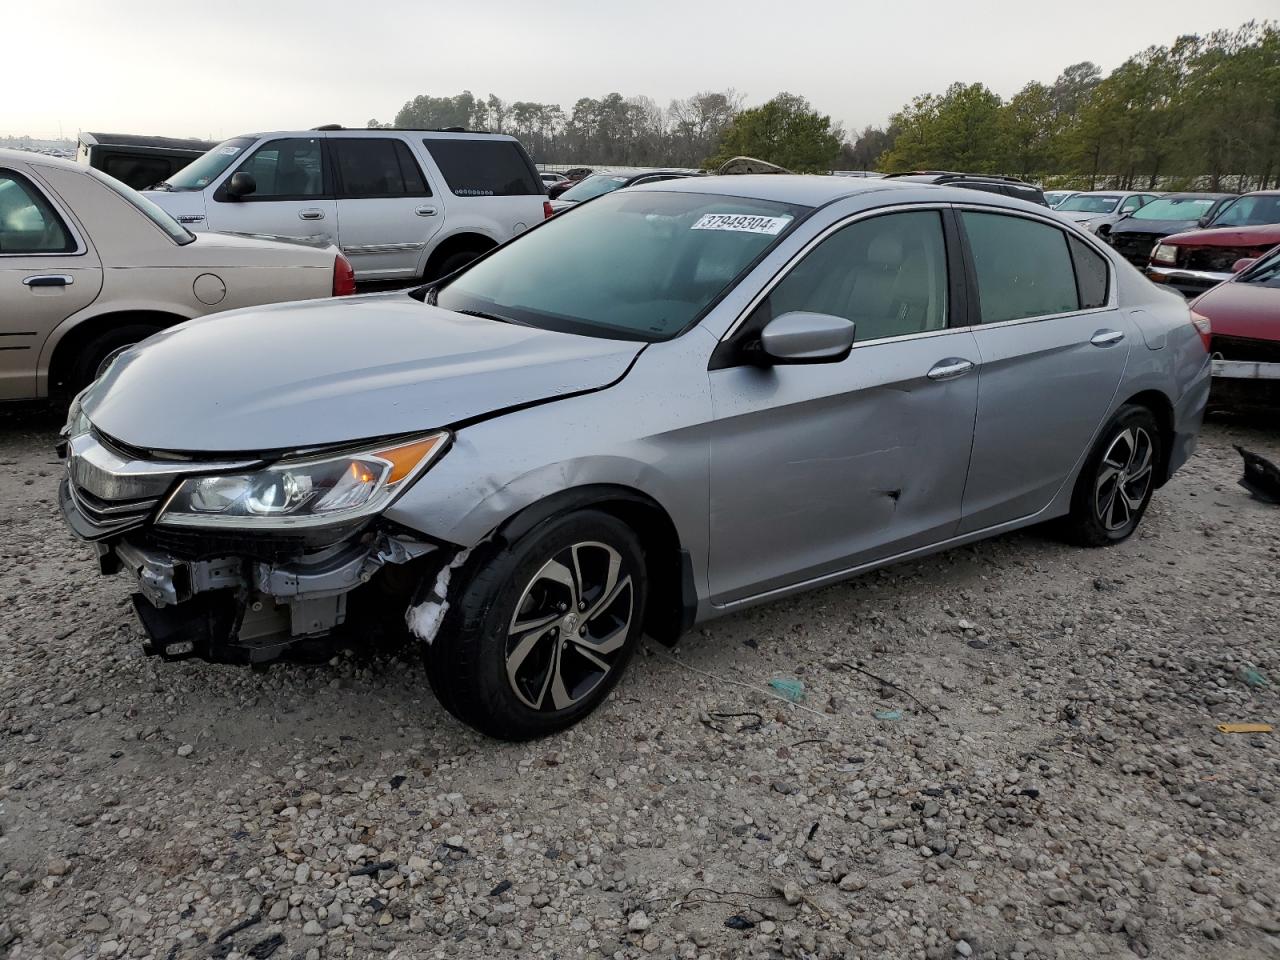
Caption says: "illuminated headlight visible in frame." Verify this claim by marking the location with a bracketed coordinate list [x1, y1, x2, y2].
[1151, 243, 1179, 266]
[158, 432, 449, 529]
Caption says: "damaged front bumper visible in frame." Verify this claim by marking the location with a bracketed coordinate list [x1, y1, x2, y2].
[57, 432, 444, 662]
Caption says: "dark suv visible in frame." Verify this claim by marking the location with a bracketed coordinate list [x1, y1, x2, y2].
[884, 172, 1048, 206]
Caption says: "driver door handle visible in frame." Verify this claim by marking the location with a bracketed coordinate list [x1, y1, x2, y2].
[1090, 329, 1125, 347]
[927, 358, 975, 381]
[298, 208, 325, 221]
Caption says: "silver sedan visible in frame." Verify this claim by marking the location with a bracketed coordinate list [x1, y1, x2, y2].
[60, 176, 1210, 739]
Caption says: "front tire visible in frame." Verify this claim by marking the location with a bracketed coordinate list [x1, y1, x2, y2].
[423, 510, 648, 740]
[1062, 404, 1162, 546]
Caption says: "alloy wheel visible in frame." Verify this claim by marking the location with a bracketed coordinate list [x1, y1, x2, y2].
[505, 541, 634, 712]
[1094, 426, 1154, 531]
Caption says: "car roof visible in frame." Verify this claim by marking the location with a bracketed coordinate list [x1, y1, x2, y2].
[0, 148, 80, 172]
[231, 128, 524, 143]
[1160, 192, 1237, 199]
[629, 173, 1050, 211]
[80, 132, 216, 151]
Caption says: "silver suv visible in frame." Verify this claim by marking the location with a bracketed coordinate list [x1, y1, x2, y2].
[144, 127, 548, 282]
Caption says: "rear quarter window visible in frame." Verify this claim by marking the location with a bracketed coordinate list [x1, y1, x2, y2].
[423, 139, 540, 197]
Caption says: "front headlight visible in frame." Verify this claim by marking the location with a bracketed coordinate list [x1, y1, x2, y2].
[158, 432, 449, 529]
[1151, 243, 1179, 266]
[62, 394, 91, 441]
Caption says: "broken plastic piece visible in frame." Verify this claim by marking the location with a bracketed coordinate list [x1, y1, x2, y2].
[874, 709, 903, 721]
[1235, 445, 1280, 504]
[405, 547, 472, 644]
[1216, 723, 1273, 734]
[767, 678, 805, 702]
[1239, 665, 1270, 688]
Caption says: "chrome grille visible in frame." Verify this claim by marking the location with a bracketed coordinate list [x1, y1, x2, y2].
[61, 431, 260, 541]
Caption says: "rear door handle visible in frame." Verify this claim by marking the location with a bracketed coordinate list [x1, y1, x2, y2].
[23, 274, 73, 288]
[415, 206, 438, 217]
[1090, 329, 1125, 346]
[927, 358, 975, 381]
[298, 208, 325, 221]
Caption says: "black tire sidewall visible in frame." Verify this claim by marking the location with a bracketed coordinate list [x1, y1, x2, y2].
[1068, 404, 1162, 545]
[72, 324, 161, 393]
[425, 510, 648, 740]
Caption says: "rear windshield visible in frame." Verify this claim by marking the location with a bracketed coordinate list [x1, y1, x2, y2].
[424, 139, 541, 196]
[87, 167, 194, 244]
[1210, 194, 1280, 228]
[434, 191, 808, 341]
[1130, 197, 1216, 221]
[558, 174, 628, 202]
[1057, 195, 1120, 214]
[161, 137, 255, 191]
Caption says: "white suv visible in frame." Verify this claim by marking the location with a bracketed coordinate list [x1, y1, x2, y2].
[144, 127, 549, 282]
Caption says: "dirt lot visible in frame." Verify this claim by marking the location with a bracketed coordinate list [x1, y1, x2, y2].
[1, 407, 1277, 960]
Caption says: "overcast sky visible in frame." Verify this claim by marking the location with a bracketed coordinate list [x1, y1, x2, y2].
[6, 0, 1275, 143]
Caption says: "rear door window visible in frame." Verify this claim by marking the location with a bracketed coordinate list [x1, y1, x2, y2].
[962, 211, 1080, 322]
[0, 171, 75, 253]
[1068, 236, 1110, 309]
[233, 138, 326, 200]
[332, 138, 430, 198]
[424, 139, 540, 197]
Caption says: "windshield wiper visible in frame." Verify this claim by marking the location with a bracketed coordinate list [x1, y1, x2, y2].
[455, 308, 532, 327]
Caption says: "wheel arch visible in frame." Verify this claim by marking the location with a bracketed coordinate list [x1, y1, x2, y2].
[42, 307, 192, 398]
[422, 230, 500, 281]
[1118, 388, 1176, 486]
[489, 484, 695, 646]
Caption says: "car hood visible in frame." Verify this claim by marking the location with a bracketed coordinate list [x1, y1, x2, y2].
[1163, 224, 1280, 248]
[81, 294, 644, 453]
[1192, 281, 1280, 342]
[142, 188, 207, 223]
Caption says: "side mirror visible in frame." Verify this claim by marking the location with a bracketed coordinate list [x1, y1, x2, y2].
[1196, 215, 1212, 228]
[1232, 257, 1258, 274]
[226, 171, 256, 200]
[759, 311, 855, 364]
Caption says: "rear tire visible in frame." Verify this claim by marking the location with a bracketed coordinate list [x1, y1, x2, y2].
[1061, 404, 1162, 547]
[71, 323, 162, 393]
[422, 510, 648, 740]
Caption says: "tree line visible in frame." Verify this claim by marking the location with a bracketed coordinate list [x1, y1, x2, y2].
[372, 19, 1279, 188]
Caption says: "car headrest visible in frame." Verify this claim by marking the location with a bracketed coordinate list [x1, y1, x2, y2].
[867, 232, 904, 267]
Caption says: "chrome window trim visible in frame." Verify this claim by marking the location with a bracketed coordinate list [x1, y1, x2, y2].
[716, 200, 1120, 354]
[0, 165, 89, 259]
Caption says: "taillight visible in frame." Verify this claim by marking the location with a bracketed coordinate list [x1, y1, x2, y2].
[543, 200, 554, 220]
[1190, 310, 1211, 352]
[332, 254, 356, 296]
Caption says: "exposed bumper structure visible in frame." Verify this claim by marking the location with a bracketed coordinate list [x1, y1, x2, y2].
[58, 431, 439, 662]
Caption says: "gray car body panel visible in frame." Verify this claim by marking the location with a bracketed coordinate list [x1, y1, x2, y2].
[74, 175, 1209, 627]
[80, 292, 643, 452]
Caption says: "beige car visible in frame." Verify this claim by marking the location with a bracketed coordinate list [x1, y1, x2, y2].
[0, 149, 354, 400]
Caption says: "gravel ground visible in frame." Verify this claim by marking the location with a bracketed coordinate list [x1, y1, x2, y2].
[1, 407, 1277, 960]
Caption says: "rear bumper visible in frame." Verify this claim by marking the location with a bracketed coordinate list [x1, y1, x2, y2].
[1209, 358, 1280, 408]
[1145, 265, 1233, 297]
[1167, 355, 1212, 481]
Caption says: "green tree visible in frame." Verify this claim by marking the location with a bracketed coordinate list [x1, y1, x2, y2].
[705, 93, 842, 172]
[881, 83, 1004, 172]
[998, 82, 1057, 178]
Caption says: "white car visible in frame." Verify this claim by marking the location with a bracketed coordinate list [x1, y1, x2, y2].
[1054, 190, 1160, 236]
[145, 128, 550, 283]
[0, 149, 352, 400]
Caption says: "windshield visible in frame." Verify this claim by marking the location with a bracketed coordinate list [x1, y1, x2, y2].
[162, 137, 255, 191]
[1237, 245, 1280, 287]
[1210, 194, 1280, 228]
[1130, 197, 1216, 221]
[1057, 194, 1120, 214]
[434, 190, 808, 341]
[559, 174, 629, 202]
[86, 168, 194, 244]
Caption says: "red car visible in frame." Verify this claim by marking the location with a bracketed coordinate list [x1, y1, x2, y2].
[1146, 190, 1280, 297]
[1190, 244, 1280, 406]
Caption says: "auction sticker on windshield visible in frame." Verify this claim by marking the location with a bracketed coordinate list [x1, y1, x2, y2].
[692, 213, 791, 235]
